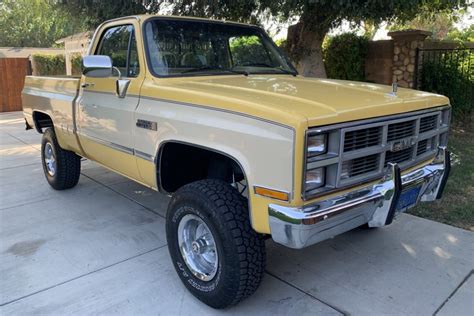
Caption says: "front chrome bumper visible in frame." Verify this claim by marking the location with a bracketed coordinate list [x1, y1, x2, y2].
[269, 147, 451, 249]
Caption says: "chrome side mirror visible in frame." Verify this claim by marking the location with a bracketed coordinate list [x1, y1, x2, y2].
[82, 55, 113, 78]
[116, 79, 131, 98]
[82, 55, 130, 98]
[111, 67, 130, 98]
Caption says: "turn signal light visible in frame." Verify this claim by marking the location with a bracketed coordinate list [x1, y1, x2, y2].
[254, 186, 290, 201]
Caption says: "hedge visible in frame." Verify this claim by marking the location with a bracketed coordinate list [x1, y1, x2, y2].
[31, 54, 66, 76]
[323, 33, 369, 81]
[71, 53, 83, 76]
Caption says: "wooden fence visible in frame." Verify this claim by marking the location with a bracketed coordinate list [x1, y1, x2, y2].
[0, 58, 31, 112]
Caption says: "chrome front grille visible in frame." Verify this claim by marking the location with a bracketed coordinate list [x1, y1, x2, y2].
[420, 115, 438, 133]
[341, 154, 379, 178]
[416, 139, 429, 156]
[344, 127, 382, 152]
[387, 120, 416, 141]
[303, 106, 451, 200]
[384, 147, 413, 166]
[337, 110, 449, 187]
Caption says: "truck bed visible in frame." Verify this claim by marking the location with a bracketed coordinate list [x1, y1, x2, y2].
[22, 76, 80, 134]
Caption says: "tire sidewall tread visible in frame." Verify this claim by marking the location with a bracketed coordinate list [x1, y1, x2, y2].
[41, 128, 81, 190]
[166, 179, 266, 309]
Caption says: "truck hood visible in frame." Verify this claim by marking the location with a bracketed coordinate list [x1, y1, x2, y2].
[151, 75, 449, 128]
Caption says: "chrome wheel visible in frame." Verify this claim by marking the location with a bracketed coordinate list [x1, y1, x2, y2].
[178, 214, 218, 281]
[44, 142, 56, 176]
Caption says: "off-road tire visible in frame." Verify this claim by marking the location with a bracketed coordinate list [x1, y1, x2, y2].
[166, 179, 266, 309]
[41, 128, 81, 190]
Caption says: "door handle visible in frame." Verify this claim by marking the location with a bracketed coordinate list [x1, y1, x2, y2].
[81, 83, 95, 88]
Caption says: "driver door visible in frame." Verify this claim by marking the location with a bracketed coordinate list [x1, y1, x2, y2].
[76, 23, 143, 179]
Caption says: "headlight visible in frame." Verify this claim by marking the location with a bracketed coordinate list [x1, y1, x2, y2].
[305, 167, 325, 190]
[307, 134, 327, 156]
[303, 129, 339, 199]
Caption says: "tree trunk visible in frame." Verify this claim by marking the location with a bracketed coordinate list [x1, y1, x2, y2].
[287, 22, 328, 78]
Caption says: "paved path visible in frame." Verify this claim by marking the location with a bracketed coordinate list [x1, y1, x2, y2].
[1, 112, 473, 315]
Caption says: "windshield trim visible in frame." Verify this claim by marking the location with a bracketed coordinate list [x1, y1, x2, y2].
[142, 16, 298, 79]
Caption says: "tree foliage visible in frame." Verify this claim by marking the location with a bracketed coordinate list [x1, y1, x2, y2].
[0, 0, 86, 47]
[447, 24, 474, 42]
[388, 8, 464, 40]
[323, 33, 369, 81]
[259, 0, 469, 77]
[161, 0, 259, 24]
[56, 1, 259, 29]
[261, 0, 467, 31]
[57, 0, 148, 29]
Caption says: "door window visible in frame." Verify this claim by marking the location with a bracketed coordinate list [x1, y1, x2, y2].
[96, 25, 140, 78]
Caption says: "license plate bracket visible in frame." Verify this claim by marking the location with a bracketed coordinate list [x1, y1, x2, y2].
[396, 185, 422, 211]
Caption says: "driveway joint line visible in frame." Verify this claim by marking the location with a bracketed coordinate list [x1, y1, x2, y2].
[265, 270, 348, 315]
[0, 198, 53, 211]
[0, 162, 39, 171]
[0, 245, 167, 307]
[5, 132, 40, 152]
[81, 173, 165, 219]
[433, 269, 473, 315]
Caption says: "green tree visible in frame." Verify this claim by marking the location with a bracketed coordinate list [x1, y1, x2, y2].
[260, 0, 469, 78]
[0, 0, 86, 47]
[388, 9, 462, 40]
[447, 24, 474, 42]
[159, 0, 259, 24]
[57, 0, 149, 28]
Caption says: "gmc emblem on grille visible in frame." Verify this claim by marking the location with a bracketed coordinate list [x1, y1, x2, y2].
[391, 137, 416, 152]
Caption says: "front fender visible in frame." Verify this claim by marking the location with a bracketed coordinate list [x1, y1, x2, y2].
[134, 97, 295, 233]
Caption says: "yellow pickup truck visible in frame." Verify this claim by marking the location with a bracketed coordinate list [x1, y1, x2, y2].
[22, 15, 451, 308]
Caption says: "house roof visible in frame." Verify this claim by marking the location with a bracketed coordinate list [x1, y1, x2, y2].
[55, 31, 94, 44]
[0, 47, 63, 58]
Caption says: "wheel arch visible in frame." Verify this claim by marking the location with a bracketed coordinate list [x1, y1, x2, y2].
[156, 140, 251, 195]
[32, 110, 54, 133]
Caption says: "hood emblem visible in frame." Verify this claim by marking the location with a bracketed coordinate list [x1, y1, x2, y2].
[387, 82, 398, 97]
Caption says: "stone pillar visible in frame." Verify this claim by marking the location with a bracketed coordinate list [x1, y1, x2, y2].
[388, 30, 432, 88]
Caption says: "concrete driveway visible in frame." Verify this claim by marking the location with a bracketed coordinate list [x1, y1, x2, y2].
[1, 111, 473, 315]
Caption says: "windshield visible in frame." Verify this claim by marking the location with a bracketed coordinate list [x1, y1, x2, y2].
[144, 18, 297, 77]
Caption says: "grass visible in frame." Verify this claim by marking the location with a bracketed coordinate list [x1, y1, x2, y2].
[408, 120, 474, 231]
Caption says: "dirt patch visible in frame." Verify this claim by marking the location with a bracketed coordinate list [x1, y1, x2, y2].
[5, 239, 47, 257]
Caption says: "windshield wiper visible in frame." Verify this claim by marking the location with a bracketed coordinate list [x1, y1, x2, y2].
[181, 66, 248, 76]
[233, 63, 297, 76]
[181, 66, 227, 73]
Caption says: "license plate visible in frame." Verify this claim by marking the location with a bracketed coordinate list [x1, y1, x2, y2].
[396, 185, 421, 211]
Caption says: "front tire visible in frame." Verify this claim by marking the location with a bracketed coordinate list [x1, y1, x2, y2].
[166, 179, 266, 309]
[41, 128, 81, 190]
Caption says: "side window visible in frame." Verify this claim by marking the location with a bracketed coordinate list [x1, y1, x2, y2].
[128, 32, 140, 77]
[96, 25, 140, 78]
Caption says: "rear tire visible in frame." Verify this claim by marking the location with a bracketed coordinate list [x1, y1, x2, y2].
[166, 179, 266, 309]
[41, 128, 81, 190]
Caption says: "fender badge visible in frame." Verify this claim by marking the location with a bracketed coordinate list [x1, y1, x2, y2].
[136, 119, 157, 131]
